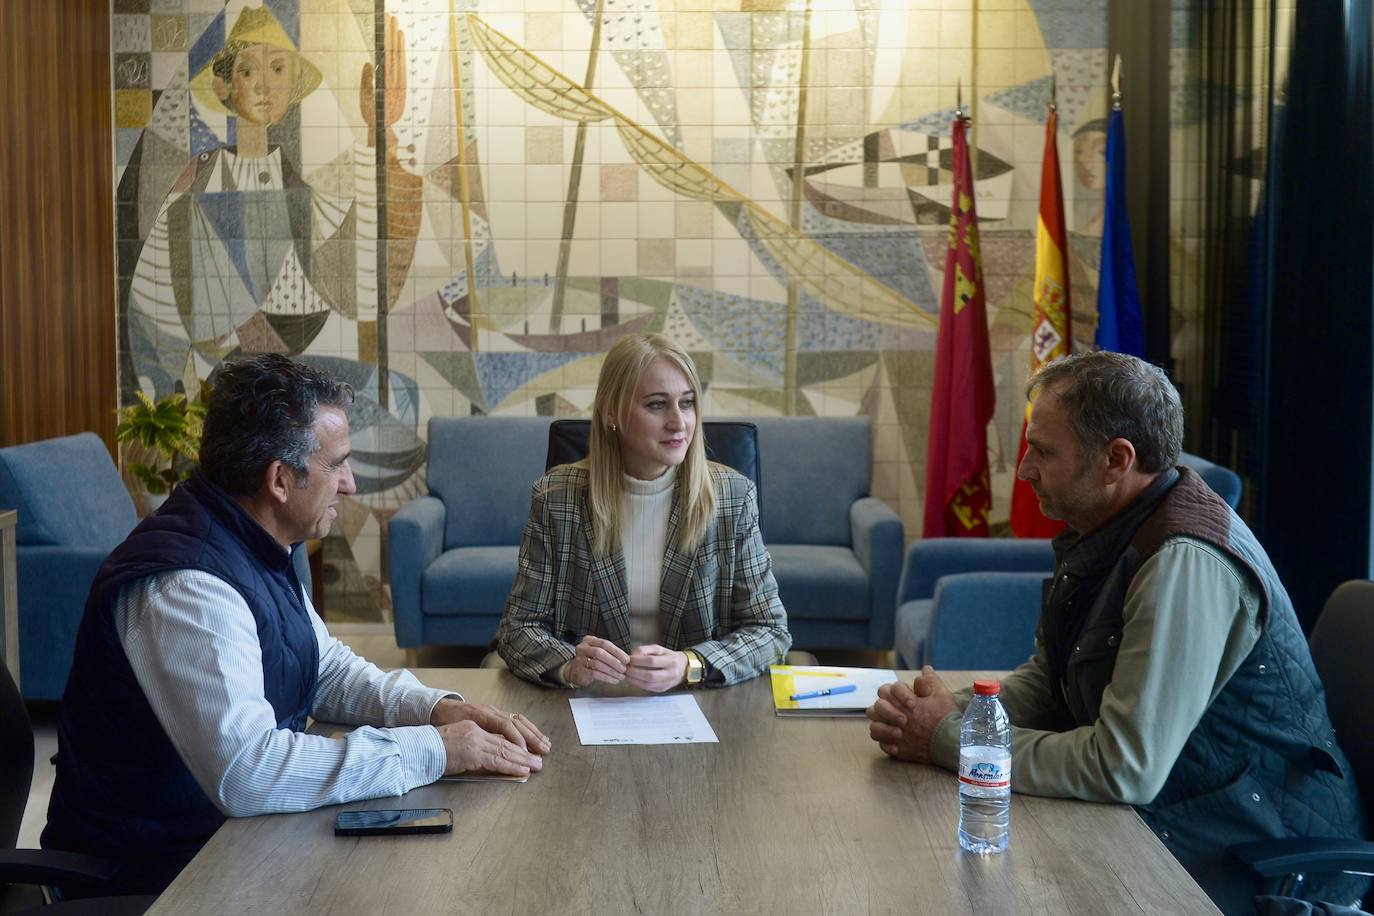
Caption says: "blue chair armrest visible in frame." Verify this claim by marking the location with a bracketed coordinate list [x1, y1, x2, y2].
[389, 496, 446, 648]
[896, 537, 1055, 605]
[17, 546, 110, 699]
[925, 572, 1045, 670]
[849, 497, 903, 648]
[1229, 836, 1374, 879]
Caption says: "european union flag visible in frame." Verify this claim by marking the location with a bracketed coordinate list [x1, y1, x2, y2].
[1095, 108, 1144, 357]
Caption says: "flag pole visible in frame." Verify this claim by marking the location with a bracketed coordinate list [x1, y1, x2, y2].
[1111, 53, 1122, 110]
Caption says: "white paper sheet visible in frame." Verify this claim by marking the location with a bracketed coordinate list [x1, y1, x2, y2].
[569, 695, 720, 745]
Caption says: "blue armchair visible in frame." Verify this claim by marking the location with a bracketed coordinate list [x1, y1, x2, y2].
[894, 452, 1245, 669]
[390, 415, 903, 656]
[545, 416, 897, 649]
[389, 417, 554, 655]
[749, 417, 904, 650]
[1177, 451, 1242, 511]
[0, 433, 138, 700]
[894, 541, 1053, 669]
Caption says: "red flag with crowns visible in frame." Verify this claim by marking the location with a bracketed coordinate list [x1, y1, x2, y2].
[923, 114, 994, 538]
[1010, 106, 1072, 538]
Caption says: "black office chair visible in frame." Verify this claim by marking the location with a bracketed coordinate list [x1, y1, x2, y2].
[0, 662, 154, 914]
[545, 419, 762, 508]
[1229, 580, 1374, 905]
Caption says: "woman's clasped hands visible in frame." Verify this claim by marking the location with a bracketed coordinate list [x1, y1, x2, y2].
[564, 635, 689, 692]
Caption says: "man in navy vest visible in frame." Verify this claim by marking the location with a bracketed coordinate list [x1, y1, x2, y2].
[867, 351, 1367, 913]
[43, 355, 549, 896]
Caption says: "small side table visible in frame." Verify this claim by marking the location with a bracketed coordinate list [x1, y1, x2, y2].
[1, 509, 17, 689]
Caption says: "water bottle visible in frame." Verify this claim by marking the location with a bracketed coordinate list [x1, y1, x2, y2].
[958, 679, 1011, 854]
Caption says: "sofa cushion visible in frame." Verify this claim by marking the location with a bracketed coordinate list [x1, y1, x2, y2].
[422, 546, 521, 616]
[768, 544, 869, 621]
[0, 433, 136, 548]
[751, 417, 870, 546]
[426, 417, 553, 549]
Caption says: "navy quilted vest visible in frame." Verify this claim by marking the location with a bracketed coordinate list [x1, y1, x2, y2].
[42, 471, 318, 889]
[1042, 468, 1367, 914]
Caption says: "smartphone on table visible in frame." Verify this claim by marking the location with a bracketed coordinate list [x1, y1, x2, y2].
[333, 807, 454, 837]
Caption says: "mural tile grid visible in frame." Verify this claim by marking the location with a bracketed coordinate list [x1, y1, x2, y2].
[115, 0, 1113, 623]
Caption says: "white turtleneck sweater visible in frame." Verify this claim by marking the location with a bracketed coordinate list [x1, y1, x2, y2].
[620, 465, 677, 646]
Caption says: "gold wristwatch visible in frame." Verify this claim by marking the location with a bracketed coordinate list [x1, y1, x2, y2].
[683, 649, 705, 688]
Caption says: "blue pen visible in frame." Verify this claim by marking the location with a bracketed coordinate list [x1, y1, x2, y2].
[790, 684, 857, 701]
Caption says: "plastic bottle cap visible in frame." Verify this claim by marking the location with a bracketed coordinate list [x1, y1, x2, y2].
[972, 679, 1001, 696]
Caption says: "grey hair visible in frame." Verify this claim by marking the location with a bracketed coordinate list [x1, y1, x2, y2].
[200, 355, 354, 496]
[1027, 350, 1183, 474]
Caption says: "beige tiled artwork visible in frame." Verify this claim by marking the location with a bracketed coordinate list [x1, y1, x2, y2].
[599, 163, 638, 202]
[112, 0, 1117, 622]
[524, 125, 566, 165]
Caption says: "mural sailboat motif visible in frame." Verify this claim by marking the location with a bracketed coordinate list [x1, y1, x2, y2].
[794, 126, 1016, 226]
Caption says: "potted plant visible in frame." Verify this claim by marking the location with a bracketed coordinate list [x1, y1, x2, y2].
[115, 387, 208, 507]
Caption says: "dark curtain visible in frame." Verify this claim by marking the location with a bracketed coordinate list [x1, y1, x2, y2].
[1175, 0, 1374, 629]
[1261, 0, 1374, 629]
[1171, 0, 1275, 520]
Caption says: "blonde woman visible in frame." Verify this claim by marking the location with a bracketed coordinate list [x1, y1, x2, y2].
[498, 335, 791, 689]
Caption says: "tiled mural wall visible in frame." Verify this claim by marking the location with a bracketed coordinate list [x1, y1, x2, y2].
[113, 0, 1110, 623]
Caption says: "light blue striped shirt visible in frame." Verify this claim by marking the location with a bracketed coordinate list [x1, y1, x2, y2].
[114, 570, 454, 818]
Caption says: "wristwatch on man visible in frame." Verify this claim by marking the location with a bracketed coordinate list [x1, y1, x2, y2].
[683, 649, 706, 688]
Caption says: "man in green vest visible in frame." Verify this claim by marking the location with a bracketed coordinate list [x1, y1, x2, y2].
[868, 350, 1367, 914]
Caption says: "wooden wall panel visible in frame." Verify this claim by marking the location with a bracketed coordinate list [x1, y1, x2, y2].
[0, 0, 116, 450]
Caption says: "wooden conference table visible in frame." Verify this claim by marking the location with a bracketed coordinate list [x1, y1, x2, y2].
[148, 669, 1219, 915]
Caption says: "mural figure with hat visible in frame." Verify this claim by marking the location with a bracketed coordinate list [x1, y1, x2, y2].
[1064, 116, 1108, 308]
[125, 5, 420, 390]
[1071, 117, 1108, 241]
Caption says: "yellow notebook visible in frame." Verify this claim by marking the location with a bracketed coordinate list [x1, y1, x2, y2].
[769, 665, 898, 717]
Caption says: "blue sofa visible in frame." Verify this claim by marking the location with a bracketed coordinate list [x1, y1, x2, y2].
[390, 415, 904, 654]
[747, 417, 903, 650]
[390, 417, 555, 652]
[543, 415, 903, 649]
[893, 452, 1246, 669]
[0, 433, 138, 700]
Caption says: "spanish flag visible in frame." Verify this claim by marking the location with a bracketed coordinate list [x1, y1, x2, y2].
[923, 113, 994, 538]
[1010, 105, 1071, 538]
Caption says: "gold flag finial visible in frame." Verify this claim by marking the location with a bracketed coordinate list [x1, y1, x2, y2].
[1111, 54, 1123, 110]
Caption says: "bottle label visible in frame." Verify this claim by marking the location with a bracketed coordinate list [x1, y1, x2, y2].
[959, 748, 1010, 789]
